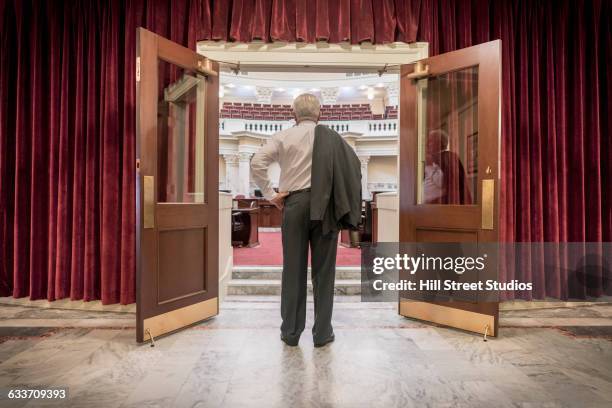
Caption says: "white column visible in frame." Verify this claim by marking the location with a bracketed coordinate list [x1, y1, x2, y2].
[223, 154, 239, 195]
[385, 83, 399, 106]
[359, 155, 371, 199]
[238, 152, 253, 196]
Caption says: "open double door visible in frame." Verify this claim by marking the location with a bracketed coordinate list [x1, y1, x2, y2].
[135, 28, 219, 343]
[398, 41, 502, 336]
[135, 29, 501, 342]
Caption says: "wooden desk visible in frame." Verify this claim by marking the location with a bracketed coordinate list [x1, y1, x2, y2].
[259, 200, 282, 228]
[234, 198, 259, 209]
[233, 198, 281, 228]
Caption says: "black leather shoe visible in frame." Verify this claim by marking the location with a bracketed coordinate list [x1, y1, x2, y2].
[280, 334, 299, 346]
[314, 334, 335, 348]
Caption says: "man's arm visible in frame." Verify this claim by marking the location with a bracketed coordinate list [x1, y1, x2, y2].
[250, 137, 280, 200]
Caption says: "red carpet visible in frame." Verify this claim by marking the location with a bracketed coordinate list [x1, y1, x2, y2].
[234, 231, 361, 266]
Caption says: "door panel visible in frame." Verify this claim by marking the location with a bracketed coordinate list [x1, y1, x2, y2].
[399, 40, 501, 336]
[136, 28, 219, 343]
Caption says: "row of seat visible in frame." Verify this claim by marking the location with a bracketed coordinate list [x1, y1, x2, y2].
[224, 102, 370, 109]
[220, 102, 397, 121]
[385, 105, 398, 119]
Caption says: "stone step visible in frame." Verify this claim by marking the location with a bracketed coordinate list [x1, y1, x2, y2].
[222, 295, 366, 304]
[226, 279, 362, 296]
[232, 266, 361, 280]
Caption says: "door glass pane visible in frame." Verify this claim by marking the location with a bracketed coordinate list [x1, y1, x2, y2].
[157, 59, 206, 203]
[416, 67, 478, 205]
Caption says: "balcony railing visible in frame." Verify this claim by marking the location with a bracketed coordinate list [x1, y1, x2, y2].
[220, 118, 398, 137]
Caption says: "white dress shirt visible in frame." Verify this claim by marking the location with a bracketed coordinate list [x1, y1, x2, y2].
[251, 120, 316, 200]
[423, 162, 445, 203]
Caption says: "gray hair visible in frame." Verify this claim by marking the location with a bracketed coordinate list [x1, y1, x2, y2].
[428, 129, 449, 150]
[292, 93, 321, 122]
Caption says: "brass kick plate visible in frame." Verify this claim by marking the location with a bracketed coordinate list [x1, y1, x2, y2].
[144, 175, 154, 229]
[481, 179, 494, 230]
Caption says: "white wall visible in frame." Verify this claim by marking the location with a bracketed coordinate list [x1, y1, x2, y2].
[368, 156, 397, 183]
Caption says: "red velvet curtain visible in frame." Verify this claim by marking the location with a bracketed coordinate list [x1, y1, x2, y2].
[1, 0, 610, 304]
[0, 0, 208, 304]
[200, 0, 421, 44]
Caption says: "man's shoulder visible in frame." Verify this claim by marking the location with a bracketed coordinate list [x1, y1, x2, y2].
[271, 125, 299, 140]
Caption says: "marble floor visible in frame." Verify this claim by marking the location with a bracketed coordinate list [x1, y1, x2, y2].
[0, 300, 611, 408]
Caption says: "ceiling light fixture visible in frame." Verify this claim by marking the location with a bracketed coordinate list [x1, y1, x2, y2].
[367, 87, 375, 100]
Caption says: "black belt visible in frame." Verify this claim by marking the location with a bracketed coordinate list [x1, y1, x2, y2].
[288, 188, 311, 196]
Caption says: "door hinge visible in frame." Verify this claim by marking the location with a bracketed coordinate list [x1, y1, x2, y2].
[136, 57, 141, 82]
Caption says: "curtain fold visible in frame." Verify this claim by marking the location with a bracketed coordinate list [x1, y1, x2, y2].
[1, 0, 609, 304]
[203, 0, 421, 43]
[0, 0, 206, 304]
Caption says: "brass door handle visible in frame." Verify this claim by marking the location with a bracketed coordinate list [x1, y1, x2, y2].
[481, 179, 494, 230]
[144, 175, 155, 229]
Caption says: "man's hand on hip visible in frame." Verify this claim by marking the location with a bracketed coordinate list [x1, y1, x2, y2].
[270, 192, 289, 210]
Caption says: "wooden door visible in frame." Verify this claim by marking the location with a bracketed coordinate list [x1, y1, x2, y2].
[399, 40, 501, 336]
[136, 28, 219, 343]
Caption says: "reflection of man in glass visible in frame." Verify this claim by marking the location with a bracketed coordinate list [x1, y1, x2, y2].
[424, 129, 471, 204]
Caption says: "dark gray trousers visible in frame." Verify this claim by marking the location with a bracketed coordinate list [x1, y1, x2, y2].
[280, 190, 338, 344]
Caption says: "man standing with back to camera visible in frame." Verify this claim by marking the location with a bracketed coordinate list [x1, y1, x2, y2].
[251, 93, 362, 347]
